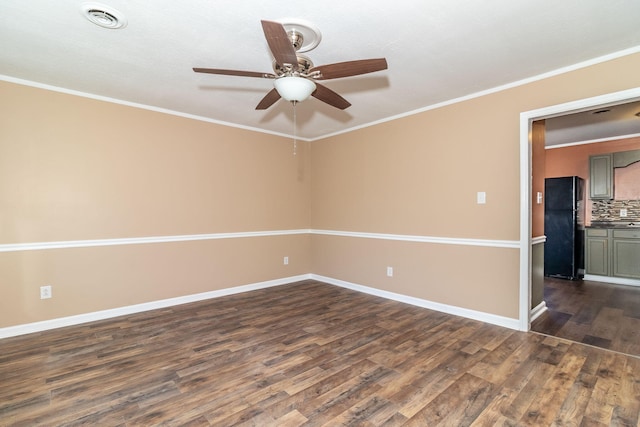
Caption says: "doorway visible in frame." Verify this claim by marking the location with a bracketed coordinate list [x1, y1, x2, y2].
[519, 87, 640, 334]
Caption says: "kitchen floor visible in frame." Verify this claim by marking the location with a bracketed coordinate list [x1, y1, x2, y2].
[531, 277, 640, 357]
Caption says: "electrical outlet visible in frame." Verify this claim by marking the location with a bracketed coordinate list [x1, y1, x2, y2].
[620, 208, 628, 217]
[283, 256, 289, 265]
[40, 285, 52, 299]
[386, 266, 393, 277]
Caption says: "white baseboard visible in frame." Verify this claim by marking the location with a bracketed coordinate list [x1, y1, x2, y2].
[0, 274, 311, 339]
[311, 274, 521, 330]
[1, 273, 525, 339]
[530, 301, 547, 323]
[583, 274, 640, 287]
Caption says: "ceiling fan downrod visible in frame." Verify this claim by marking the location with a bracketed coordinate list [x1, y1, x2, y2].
[292, 100, 298, 156]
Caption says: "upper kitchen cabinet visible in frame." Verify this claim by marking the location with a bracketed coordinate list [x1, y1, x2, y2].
[589, 154, 613, 199]
[590, 150, 640, 200]
[613, 149, 640, 168]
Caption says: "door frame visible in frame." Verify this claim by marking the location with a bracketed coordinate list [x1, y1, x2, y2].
[518, 87, 640, 331]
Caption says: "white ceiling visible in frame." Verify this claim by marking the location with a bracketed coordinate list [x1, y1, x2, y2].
[2, 0, 640, 141]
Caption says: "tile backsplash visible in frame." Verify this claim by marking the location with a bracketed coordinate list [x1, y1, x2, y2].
[591, 199, 640, 223]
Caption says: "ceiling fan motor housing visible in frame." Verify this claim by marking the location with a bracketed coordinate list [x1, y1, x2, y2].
[273, 55, 314, 76]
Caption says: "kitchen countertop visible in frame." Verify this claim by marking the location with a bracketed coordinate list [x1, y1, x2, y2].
[588, 222, 640, 229]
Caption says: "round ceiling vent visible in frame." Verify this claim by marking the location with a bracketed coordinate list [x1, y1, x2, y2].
[81, 3, 127, 29]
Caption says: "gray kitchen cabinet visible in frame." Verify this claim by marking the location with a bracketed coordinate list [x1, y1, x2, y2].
[589, 154, 613, 199]
[613, 149, 640, 168]
[586, 228, 609, 276]
[612, 229, 640, 279]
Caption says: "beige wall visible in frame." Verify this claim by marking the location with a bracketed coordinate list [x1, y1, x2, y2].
[311, 52, 640, 319]
[1, 83, 311, 242]
[0, 81, 311, 327]
[2, 51, 640, 330]
[312, 235, 520, 317]
[310, 100, 521, 240]
[1, 235, 311, 324]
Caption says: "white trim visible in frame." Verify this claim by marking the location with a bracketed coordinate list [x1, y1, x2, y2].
[0, 274, 312, 339]
[3, 46, 639, 142]
[546, 133, 640, 150]
[521, 89, 640, 123]
[311, 229, 519, 248]
[519, 87, 640, 333]
[583, 274, 640, 287]
[1, 229, 519, 253]
[532, 236, 546, 245]
[519, 109, 533, 332]
[312, 274, 521, 331]
[530, 301, 547, 323]
[0, 229, 311, 253]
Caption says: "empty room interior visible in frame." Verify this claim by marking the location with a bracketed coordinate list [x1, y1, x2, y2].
[2, 1, 640, 425]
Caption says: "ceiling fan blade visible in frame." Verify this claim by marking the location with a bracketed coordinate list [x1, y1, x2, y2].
[193, 68, 275, 79]
[310, 58, 388, 80]
[255, 88, 281, 110]
[312, 83, 351, 110]
[261, 20, 298, 70]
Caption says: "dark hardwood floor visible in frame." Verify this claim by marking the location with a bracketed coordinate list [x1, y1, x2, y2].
[531, 277, 640, 358]
[1, 280, 639, 426]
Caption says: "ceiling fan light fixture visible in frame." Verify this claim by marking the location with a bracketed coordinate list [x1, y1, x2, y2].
[274, 76, 316, 102]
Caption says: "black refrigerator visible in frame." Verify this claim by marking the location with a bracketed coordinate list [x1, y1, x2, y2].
[544, 176, 585, 280]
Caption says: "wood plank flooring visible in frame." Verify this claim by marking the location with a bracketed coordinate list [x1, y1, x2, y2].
[531, 277, 640, 357]
[1, 280, 639, 426]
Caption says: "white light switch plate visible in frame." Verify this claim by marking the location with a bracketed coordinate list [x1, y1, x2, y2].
[477, 191, 486, 204]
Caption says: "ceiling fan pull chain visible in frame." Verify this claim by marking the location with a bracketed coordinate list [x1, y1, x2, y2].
[292, 101, 298, 156]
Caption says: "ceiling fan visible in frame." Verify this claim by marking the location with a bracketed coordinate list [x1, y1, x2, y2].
[193, 20, 388, 111]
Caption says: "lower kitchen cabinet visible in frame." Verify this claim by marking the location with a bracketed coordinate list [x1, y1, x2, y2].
[585, 228, 609, 276]
[586, 227, 640, 279]
[612, 229, 640, 279]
